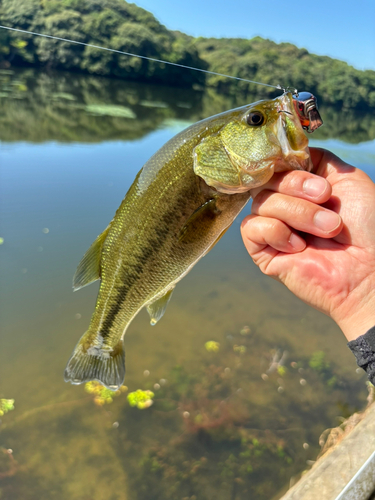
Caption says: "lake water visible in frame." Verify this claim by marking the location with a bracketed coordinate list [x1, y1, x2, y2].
[1, 68, 374, 500]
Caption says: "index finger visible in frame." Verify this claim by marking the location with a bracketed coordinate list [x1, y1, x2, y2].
[250, 169, 332, 204]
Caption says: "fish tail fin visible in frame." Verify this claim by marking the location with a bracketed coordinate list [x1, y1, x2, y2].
[64, 331, 125, 391]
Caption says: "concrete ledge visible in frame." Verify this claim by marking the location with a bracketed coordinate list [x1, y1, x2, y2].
[279, 402, 375, 500]
[336, 450, 375, 500]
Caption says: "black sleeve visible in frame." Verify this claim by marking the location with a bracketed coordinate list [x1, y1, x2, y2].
[347, 326, 375, 385]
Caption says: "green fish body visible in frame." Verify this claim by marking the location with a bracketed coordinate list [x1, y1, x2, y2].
[65, 93, 311, 390]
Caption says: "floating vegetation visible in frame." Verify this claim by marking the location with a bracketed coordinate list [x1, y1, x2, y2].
[205, 341, 220, 353]
[267, 349, 288, 374]
[139, 100, 169, 108]
[0, 399, 14, 416]
[14, 83, 27, 92]
[176, 102, 192, 109]
[84, 381, 127, 406]
[84, 104, 136, 119]
[127, 390, 155, 410]
[240, 325, 252, 336]
[277, 365, 287, 376]
[233, 344, 247, 354]
[52, 92, 77, 101]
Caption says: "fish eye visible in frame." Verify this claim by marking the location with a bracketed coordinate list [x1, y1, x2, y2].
[246, 111, 265, 126]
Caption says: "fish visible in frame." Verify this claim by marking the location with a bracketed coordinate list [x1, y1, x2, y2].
[64, 91, 321, 390]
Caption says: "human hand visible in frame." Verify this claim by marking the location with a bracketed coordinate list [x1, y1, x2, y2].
[241, 148, 375, 341]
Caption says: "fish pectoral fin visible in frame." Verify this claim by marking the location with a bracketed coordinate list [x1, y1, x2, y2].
[147, 288, 175, 326]
[204, 226, 230, 255]
[73, 225, 111, 291]
[178, 198, 219, 243]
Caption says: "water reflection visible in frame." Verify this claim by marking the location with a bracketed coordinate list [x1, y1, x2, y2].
[0, 68, 374, 500]
[1, 68, 375, 143]
[0, 68, 203, 142]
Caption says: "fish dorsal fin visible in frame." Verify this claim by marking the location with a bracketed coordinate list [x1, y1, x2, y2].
[73, 225, 111, 291]
[146, 288, 175, 325]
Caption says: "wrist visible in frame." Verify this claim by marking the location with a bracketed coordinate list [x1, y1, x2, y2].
[334, 295, 375, 342]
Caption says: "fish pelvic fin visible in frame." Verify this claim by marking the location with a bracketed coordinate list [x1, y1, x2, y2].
[73, 225, 111, 291]
[64, 332, 125, 391]
[146, 288, 175, 326]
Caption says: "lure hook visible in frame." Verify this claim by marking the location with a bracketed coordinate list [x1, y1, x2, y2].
[278, 85, 298, 96]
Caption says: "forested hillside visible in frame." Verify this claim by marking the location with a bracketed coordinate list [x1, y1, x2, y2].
[0, 0, 374, 110]
[195, 37, 375, 110]
[0, 0, 206, 86]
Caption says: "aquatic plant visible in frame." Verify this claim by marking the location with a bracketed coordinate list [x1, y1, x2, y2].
[133, 427, 294, 500]
[233, 344, 246, 354]
[127, 390, 154, 410]
[309, 351, 330, 373]
[308, 351, 338, 388]
[239, 325, 251, 336]
[0, 399, 14, 416]
[0, 448, 18, 480]
[204, 341, 220, 353]
[84, 381, 127, 406]
[277, 365, 287, 376]
[84, 104, 136, 118]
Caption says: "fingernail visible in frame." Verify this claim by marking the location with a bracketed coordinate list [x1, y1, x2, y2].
[303, 177, 327, 198]
[314, 211, 341, 232]
[289, 233, 306, 251]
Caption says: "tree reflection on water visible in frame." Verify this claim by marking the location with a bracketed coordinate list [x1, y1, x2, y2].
[1, 68, 374, 144]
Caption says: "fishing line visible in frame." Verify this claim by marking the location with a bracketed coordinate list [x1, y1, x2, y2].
[0, 25, 284, 91]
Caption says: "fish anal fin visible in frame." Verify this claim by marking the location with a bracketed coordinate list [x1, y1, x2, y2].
[73, 225, 111, 291]
[64, 332, 125, 391]
[147, 288, 175, 326]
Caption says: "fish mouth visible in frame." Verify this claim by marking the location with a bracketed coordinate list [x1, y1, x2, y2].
[273, 94, 313, 172]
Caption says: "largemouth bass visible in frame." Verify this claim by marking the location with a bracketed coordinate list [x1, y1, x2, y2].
[65, 92, 322, 390]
